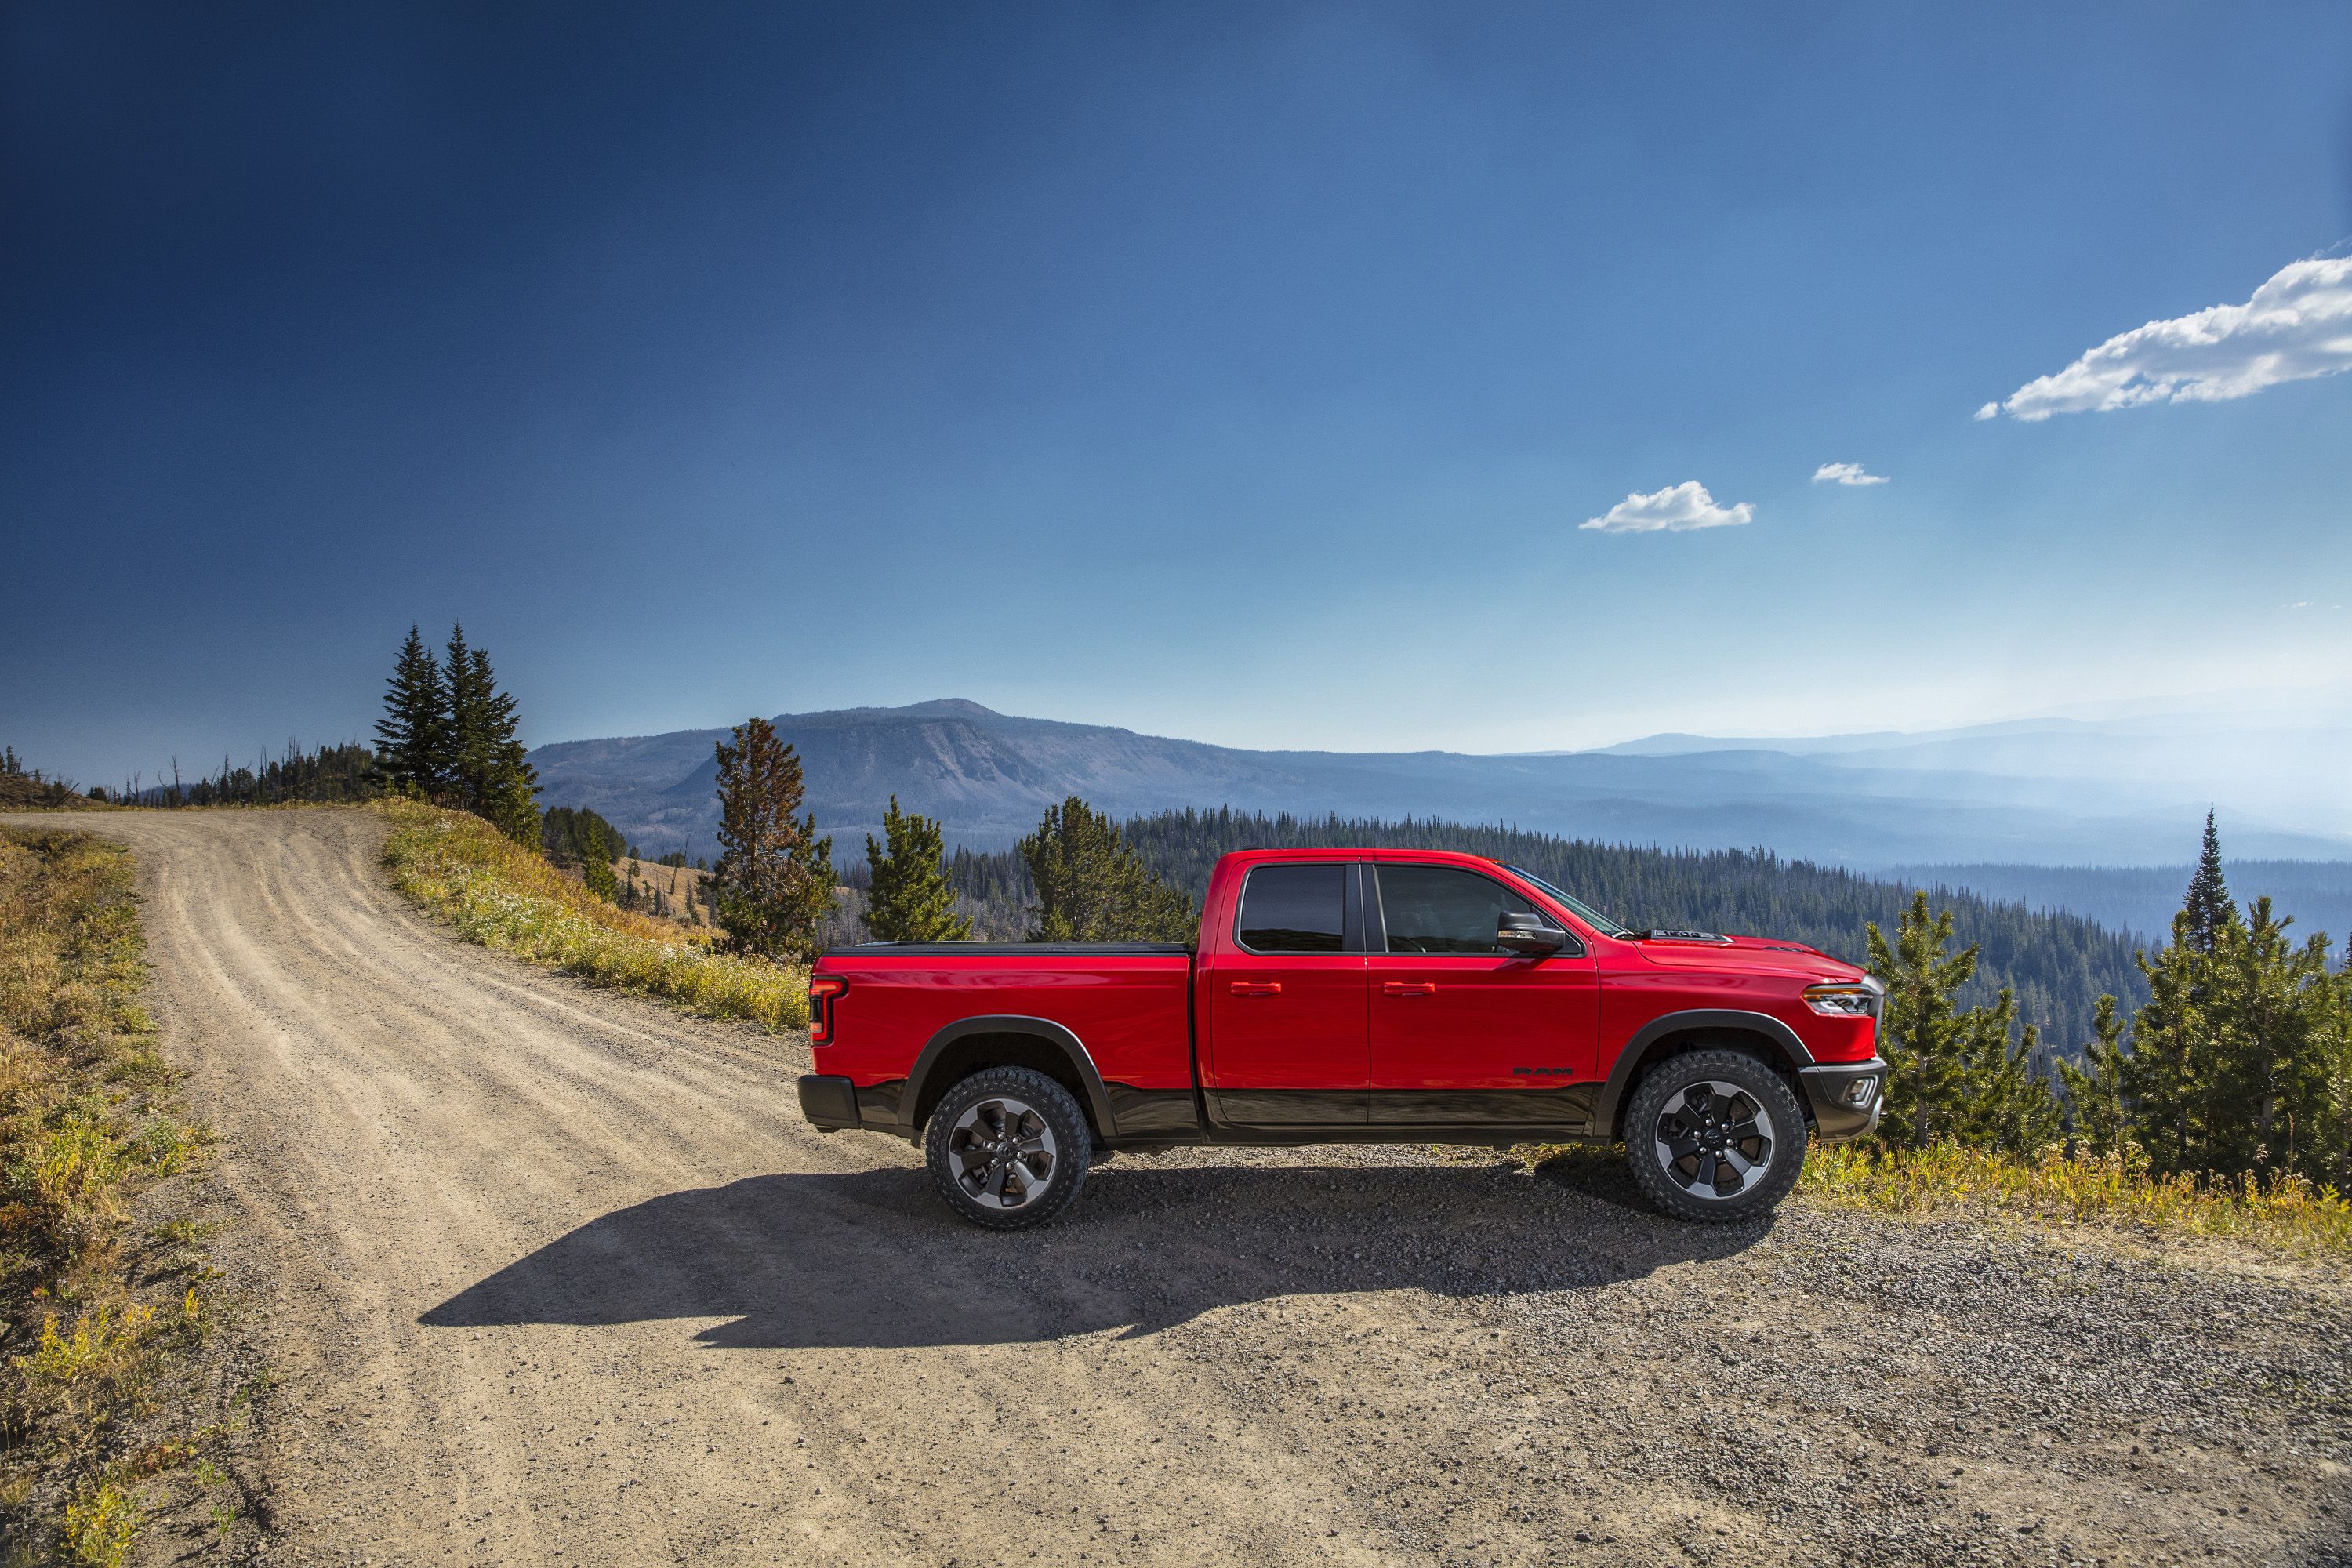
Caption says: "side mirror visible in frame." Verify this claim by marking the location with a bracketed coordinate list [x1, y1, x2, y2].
[1497, 911, 1567, 955]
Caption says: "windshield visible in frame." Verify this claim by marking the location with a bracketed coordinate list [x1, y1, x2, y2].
[1504, 866, 1629, 938]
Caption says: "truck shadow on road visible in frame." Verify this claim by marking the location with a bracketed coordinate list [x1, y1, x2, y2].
[421, 1159, 1761, 1349]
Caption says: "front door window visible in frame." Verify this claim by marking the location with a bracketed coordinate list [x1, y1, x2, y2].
[1367, 863, 1597, 1123]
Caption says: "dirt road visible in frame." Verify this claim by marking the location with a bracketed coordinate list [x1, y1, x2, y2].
[13, 809, 2347, 1566]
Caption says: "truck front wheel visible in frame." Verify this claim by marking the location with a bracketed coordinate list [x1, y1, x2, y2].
[924, 1066, 1092, 1230]
[1624, 1048, 1805, 1224]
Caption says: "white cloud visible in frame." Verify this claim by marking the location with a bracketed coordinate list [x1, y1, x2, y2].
[1986, 255, 2352, 420]
[1974, 401, 2000, 421]
[1581, 481, 1754, 535]
[1813, 462, 1888, 486]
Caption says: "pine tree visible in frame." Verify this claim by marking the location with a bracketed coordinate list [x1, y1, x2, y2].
[710, 717, 836, 962]
[2058, 994, 2131, 1156]
[2321, 940, 2352, 1189]
[437, 628, 539, 844]
[582, 852, 619, 902]
[2125, 909, 2212, 1176]
[1953, 989, 2062, 1153]
[864, 795, 971, 943]
[785, 815, 836, 958]
[374, 626, 448, 794]
[442, 624, 483, 794]
[1866, 893, 1980, 1148]
[2183, 808, 2235, 955]
[2202, 898, 2332, 1175]
[1020, 795, 1194, 942]
[542, 805, 626, 869]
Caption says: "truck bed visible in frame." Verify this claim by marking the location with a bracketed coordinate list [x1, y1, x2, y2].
[811, 943, 1199, 1140]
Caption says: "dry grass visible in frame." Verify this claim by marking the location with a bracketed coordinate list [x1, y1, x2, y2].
[610, 856, 711, 930]
[377, 800, 807, 1032]
[1515, 1135, 2352, 1258]
[0, 780, 103, 813]
[1798, 1139, 2352, 1256]
[0, 827, 223, 1563]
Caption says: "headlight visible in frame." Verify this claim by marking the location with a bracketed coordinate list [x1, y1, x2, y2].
[1802, 983, 1875, 1017]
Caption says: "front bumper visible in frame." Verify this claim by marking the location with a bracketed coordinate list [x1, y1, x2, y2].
[1798, 1057, 1887, 1141]
[797, 1073, 861, 1132]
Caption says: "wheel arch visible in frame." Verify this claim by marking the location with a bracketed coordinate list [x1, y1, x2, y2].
[906, 1016, 1118, 1141]
[1593, 1009, 1814, 1141]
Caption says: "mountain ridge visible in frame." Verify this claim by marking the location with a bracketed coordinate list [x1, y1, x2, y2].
[525, 698, 2352, 868]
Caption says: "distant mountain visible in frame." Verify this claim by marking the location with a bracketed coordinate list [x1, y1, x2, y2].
[527, 698, 2352, 867]
[1882, 861, 2352, 950]
[1594, 706, 2350, 845]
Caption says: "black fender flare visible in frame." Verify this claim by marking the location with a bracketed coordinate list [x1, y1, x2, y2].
[905, 1014, 1120, 1138]
[1592, 1009, 1816, 1139]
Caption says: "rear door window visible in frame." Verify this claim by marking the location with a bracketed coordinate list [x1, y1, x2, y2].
[1374, 865, 1535, 953]
[1235, 864, 1348, 953]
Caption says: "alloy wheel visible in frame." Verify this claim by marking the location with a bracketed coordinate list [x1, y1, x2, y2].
[1652, 1080, 1775, 1200]
[947, 1096, 1059, 1210]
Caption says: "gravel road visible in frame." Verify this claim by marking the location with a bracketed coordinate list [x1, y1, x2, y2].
[13, 809, 2347, 1567]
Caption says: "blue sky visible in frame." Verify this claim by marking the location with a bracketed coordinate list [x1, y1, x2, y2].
[5, 2, 2350, 790]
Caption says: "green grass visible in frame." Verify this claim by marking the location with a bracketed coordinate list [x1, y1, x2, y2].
[0, 827, 226, 1559]
[377, 799, 808, 1032]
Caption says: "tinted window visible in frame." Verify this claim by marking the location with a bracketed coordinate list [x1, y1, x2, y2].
[1236, 864, 1347, 953]
[1375, 866, 1534, 954]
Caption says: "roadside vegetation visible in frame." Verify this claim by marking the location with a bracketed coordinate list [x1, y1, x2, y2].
[374, 624, 541, 844]
[0, 751, 100, 814]
[0, 827, 234, 1565]
[379, 800, 806, 1032]
[1797, 1139, 2351, 1255]
[862, 796, 970, 943]
[1531, 811, 2352, 1257]
[1017, 796, 1194, 942]
[707, 717, 835, 964]
[1868, 813, 2352, 1190]
[97, 742, 382, 812]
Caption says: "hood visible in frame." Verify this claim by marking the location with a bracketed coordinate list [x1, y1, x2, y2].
[1618, 930, 1868, 983]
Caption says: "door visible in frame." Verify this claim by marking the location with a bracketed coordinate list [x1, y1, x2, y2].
[1204, 862, 1368, 1124]
[1366, 862, 1599, 1125]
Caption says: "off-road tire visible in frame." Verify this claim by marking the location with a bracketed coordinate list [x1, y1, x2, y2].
[1624, 1047, 1805, 1224]
[924, 1066, 1092, 1231]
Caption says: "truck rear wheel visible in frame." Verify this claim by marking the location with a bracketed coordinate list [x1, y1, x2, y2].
[924, 1066, 1092, 1230]
[1624, 1047, 1804, 1224]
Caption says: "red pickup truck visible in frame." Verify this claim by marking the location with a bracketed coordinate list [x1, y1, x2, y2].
[798, 848, 1886, 1229]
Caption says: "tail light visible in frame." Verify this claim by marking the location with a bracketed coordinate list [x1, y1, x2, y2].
[808, 975, 847, 1044]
